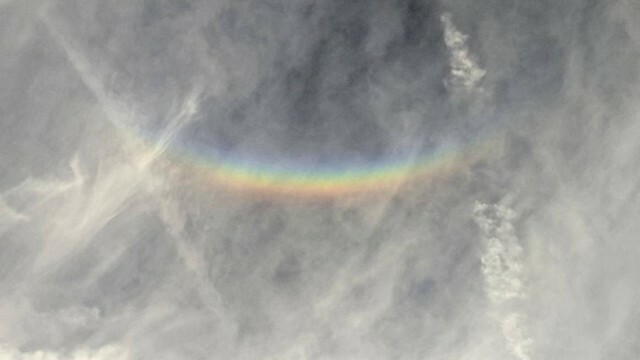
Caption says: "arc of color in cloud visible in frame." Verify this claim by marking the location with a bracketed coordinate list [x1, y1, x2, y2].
[43, 14, 495, 200]
[154, 133, 496, 199]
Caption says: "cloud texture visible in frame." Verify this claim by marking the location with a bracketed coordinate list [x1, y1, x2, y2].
[1, 0, 640, 359]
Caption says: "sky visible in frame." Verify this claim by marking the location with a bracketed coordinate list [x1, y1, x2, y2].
[1, 0, 640, 359]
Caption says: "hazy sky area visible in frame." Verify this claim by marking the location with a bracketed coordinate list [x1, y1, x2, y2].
[1, 1, 640, 359]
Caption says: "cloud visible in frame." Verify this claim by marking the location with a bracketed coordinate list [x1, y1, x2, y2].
[440, 12, 486, 95]
[2, 0, 640, 358]
[0, 344, 128, 360]
[474, 202, 532, 360]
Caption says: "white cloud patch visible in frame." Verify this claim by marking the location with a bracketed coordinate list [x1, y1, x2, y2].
[441, 12, 487, 94]
[474, 202, 533, 360]
[0, 344, 128, 360]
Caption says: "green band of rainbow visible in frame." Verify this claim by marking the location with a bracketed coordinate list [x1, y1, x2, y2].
[163, 135, 494, 199]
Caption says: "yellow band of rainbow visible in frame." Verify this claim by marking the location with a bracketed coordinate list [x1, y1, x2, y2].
[164, 135, 494, 199]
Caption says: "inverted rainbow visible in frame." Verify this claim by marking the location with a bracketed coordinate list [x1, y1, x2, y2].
[115, 115, 495, 199]
[47, 22, 492, 200]
[163, 136, 493, 199]
[46, 18, 493, 200]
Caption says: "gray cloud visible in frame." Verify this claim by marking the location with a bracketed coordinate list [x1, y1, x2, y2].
[1, 0, 640, 359]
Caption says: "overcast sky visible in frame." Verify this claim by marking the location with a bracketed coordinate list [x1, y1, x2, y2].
[1, 1, 640, 359]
